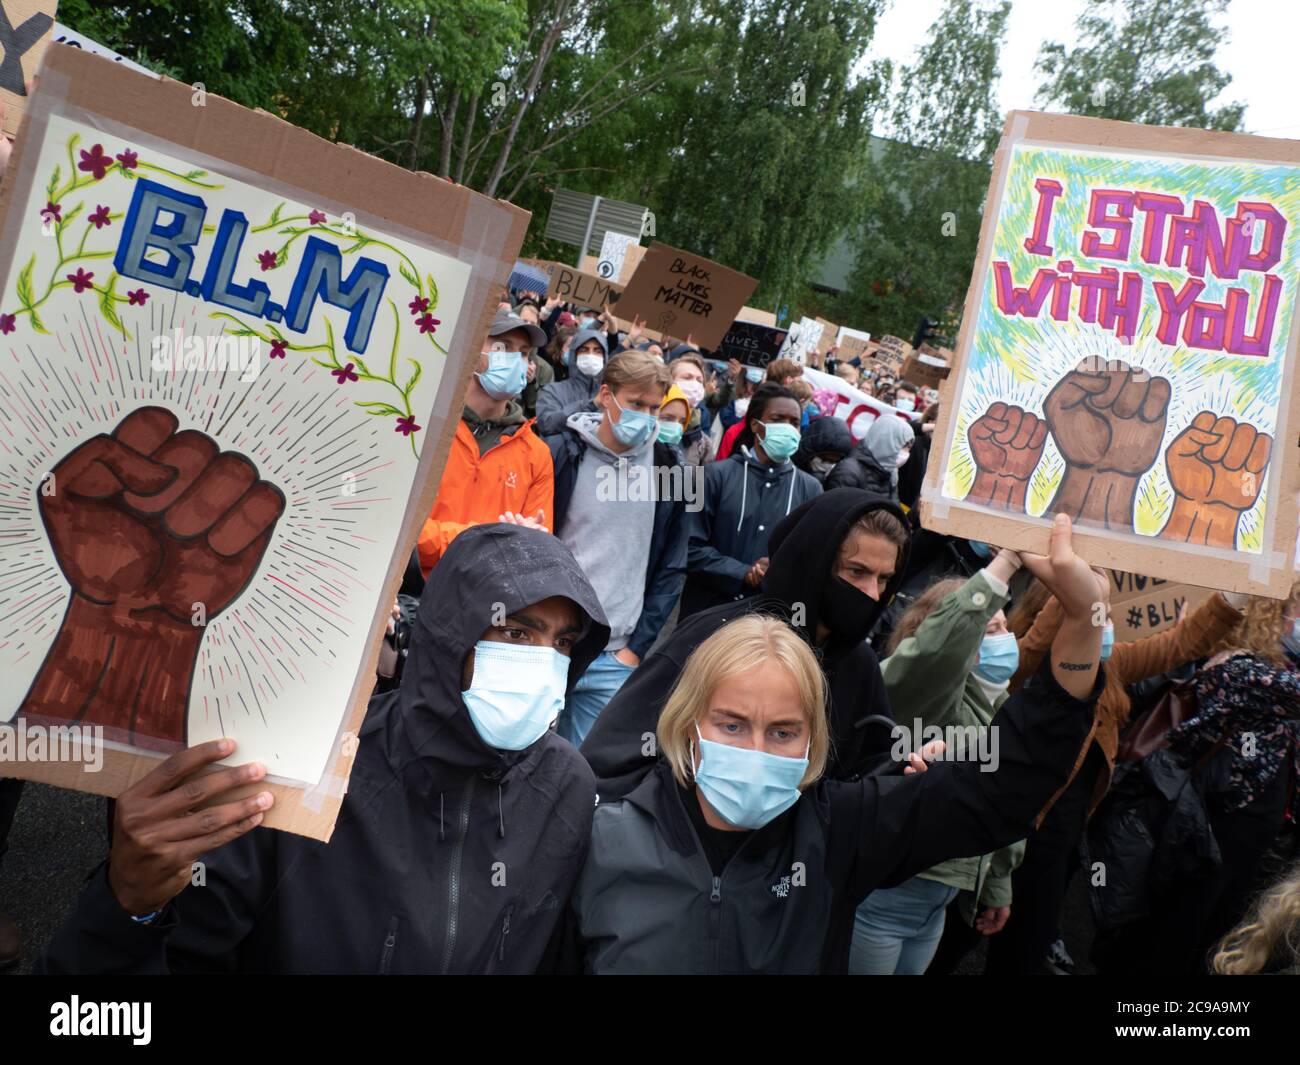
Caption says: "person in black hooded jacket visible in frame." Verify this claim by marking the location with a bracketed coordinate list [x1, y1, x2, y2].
[581, 488, 912, 802]
[36, 525, 611, 975]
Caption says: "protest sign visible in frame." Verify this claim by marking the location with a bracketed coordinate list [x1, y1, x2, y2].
[803, 365, 912, 441]
[1107, 570, 1213, 643]
[814, 317, 838, 351]
[524, 258, 622, 310]
[922, 111, 1300, 598]
[594, 230, 639, 282]
[715, 319, 786, 368]
[0, 1, 56, 137]
[49, 19, 158, 79]
[877, 335, 913, 363]
[0, 46, 528, 839]
[616, 241, 756, 350]
[736, 305, 776, 326]
[902, 351, 951, 390]
[779, 316, 822, 364]
[838, 334, 872, 361]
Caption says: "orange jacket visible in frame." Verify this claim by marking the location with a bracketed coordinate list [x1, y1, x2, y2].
[417, 416, 554, 575]
[1014, 591, 1241, 822]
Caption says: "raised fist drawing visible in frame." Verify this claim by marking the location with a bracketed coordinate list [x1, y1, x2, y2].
[964, 402, 1047, 511]
[1160, 411, 1271, 548]
[1043, 358, 1171, 529]
[19, 407, 285, 747]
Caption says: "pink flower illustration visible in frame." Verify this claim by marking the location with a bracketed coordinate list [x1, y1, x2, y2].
[408, 296, 429, 315]
[417, 313, 440, 335]
[258, 250, 278, 271]
[41, 201, 62, 224]
[116, 149, 139, 170]
[309, 210, 326, 225]
[89, 205, 112, 229]
[127, 289, 149, 306]
[78, 144, 113, 180]
[395, 415, 421, 436]
[269, 340, 287, 359]
[67, 268, 95, 294]
[331, 363, 359, 384]
[0, 314, 15, 335]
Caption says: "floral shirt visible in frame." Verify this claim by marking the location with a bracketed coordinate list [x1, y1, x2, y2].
[1168, 652, 1300, 814]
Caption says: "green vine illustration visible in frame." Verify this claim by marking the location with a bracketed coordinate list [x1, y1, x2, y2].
[2, 133, 221, 340]
[212, 298, 426, 459]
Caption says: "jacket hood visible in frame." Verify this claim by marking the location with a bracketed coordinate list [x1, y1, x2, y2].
[761, 488, 910, 645]
[863, 414, 913, 484]
[794, 416, 852, 472]
[463, 401, 525, 433]
[570, 327, 610, 361]
[397, 524, 610, 775]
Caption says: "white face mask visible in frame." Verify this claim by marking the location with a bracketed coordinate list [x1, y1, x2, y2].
[896, 448, 912, 467]
[734, 398, 750, 417]
[810, 457, 837, 475]
[576, 353, 604, 377]
[677, 379, 705, 407]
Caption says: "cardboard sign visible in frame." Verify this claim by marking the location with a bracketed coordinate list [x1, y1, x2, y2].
[736, 305, 777, 327]
[0, 0, 56, 137]
[524, 258, 622, 311]
[714, 319, 787, 368]
[803, 366, 913, 441]
[616, 241, 757, 350]
[814, 317, 838, 351]
[779, 316, 822, 365]
[0, 46, 527, 840]
[1112, 582, 1211, 642]
[922, 111, 1300, 598]
[877, 335, 913, 362]
[902, 352, 951, 390]
[49, 19, 158, 79]
[838, 334, 872, 360]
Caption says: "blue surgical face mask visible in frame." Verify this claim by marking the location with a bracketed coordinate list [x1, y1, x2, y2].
[758, 421, 800, 462]
[894, 394, 916, 412]
[1101, 622, 1115, 662]
[461, 640, 570, 751]
[580, 316, 599, 330]
[693, 725, 808, 830]
[745, 367, 763, 384]
[969, 540, 993, 559]
[607, 393, 658, 448]
[657, 419, 684, 446]
[477, 350, 526, 399]
[974, 631, 1019, 685]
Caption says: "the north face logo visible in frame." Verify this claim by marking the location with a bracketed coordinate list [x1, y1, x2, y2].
[769, 875, 791, 899]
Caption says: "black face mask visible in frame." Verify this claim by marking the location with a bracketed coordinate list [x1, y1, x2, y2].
[818, 575, 880, 648]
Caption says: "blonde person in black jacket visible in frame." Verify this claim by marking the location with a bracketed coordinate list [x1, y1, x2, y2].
[563, 515, 1106, 974]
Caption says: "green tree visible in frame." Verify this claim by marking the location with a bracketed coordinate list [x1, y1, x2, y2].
[1035, 0, 1245, 131]
[833, 0, 1008, 341]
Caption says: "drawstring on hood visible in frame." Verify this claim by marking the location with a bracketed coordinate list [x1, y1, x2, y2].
[734, 446, 799, 533]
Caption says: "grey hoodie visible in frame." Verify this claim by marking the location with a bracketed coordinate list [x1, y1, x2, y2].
[557, 410, 656, 651]
[534, 328, 610, 435]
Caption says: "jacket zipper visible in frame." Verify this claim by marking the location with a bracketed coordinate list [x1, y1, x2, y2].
[378, 915, 400, 974]
[440, 775, 477, 974]
[709, 876, 722, 971]
[497, 906, 513, 964]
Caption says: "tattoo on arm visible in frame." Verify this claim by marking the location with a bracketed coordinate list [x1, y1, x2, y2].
[1057, 661, 1092, 671]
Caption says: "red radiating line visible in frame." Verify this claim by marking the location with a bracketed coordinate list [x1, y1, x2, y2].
[266, 573, 352, 621]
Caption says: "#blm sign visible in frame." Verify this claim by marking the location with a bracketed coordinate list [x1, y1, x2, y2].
[1108, 570, 1212, 644]
[523, 258, 622, 311]
[0, 45, 527, 840]
[0, 0, 56, 137]
[616, 241, 757, 350]
[922, 111, 1300, 599]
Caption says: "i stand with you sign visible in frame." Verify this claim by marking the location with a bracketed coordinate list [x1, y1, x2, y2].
[0, 45, 527, 838]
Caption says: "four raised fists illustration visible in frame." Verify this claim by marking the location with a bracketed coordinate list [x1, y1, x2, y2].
[965, 402, 1048, 510]
[1160, 412, 1272, 548]
[19, 406, 285, 746]
[963, 358, 1271, 549]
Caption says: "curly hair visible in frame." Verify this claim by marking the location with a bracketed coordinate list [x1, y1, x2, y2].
[1206, 578, 1300, 669]
[1213, 859, 1300, 974]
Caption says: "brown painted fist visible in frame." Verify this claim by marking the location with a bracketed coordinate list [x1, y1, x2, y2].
[1160, 412, 1272, 548]
[20, 407, 285, 745]
[968, 403, 1047, 480]
[1044, 359, 1170, 475]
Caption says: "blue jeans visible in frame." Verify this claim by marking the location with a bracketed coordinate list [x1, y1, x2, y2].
[849, 876, 960, 975]
[557, 650, 634, 748]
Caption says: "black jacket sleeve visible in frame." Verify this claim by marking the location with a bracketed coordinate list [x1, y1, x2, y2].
[826, 655, 1101, 905]
[37, 828, 279, 974]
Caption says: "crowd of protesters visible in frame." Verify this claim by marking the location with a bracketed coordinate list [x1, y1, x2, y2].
[3, 279, 1299, 976]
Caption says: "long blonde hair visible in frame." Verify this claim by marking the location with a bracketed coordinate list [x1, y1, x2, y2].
[1213, 859, 1300, 974]
[1208, 578, 1300, 669]
[657, 615, 829, 789]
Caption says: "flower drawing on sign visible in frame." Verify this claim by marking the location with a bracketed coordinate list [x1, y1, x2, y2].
[2, 133, 221, 339]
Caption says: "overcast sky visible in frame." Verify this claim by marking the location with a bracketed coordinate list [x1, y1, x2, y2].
[866, 0, 1300, 139]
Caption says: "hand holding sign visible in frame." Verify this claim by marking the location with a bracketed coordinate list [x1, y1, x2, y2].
[965, 402, 1047, 511]
[21, 406, 285, 745]
[1045, 359, 1170, 529]
[1161, 411, 1271, 548]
